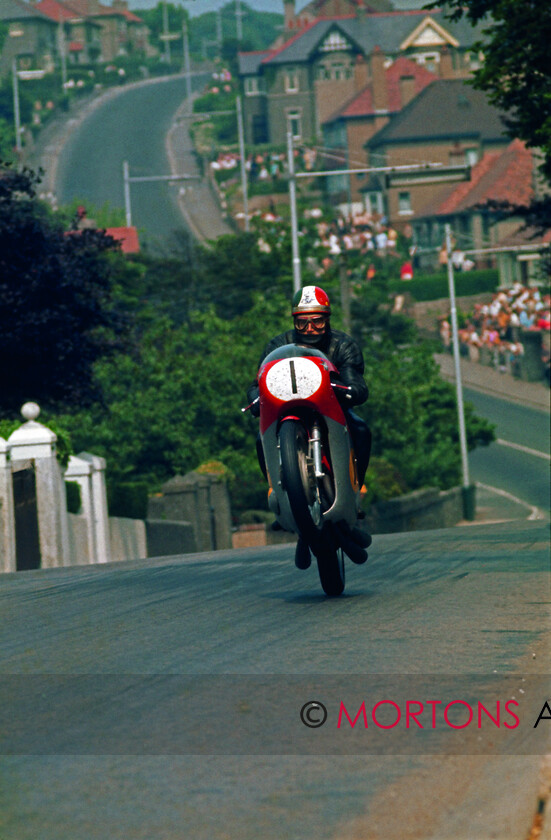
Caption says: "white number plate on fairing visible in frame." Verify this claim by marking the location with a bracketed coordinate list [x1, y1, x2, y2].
[265, 358, 322, 401]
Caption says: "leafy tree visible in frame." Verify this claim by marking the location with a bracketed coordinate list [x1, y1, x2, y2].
[426, 0, 551, 184]
[0, 166, 124, 416]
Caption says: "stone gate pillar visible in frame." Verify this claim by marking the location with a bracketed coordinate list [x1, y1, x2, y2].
[8, 403, 71, 568]
[0, 437, 16, 573]
[65, 452, 110, 564]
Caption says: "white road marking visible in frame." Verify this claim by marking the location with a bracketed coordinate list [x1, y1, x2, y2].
[477, 482, 548, 520]
[496, 438, 550, 461]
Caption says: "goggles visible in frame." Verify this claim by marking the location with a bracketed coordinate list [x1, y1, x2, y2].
[294, 314, 328, 332]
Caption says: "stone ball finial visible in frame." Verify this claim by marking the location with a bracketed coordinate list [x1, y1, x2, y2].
[21, 402, 41, 422]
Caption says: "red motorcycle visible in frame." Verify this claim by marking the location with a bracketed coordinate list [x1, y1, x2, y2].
[245, 343, 367, 596]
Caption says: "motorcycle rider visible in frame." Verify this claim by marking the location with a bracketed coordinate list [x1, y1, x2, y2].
[247, 285, 371, 570]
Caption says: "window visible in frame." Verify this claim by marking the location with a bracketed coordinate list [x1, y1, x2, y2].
[284, 67, 299, 93]
[398, 191, 413, 215]
[244, 77, 264, 96]
[413, 51, 440, 73]
[287, 110, 302, 141]
[366, 192, 384, 217]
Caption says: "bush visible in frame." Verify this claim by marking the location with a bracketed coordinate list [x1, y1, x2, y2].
[107, 481, 149, 520]
[388, 269, 499, 301]
[66, 480, 82, 514]
[361, 456, 409, 507]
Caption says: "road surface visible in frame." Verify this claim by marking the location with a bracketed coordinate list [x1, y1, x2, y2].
[0, 519, 548, 840]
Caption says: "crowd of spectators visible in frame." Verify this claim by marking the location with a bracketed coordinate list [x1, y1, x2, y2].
[440, 283, 550, 382]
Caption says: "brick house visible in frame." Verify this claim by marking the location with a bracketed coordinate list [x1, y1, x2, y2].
[322, 54, 438, 204]
[33, 0, 103, 64]
[238, 5, 485, 147]
[1, 0, 152, 76]
[363, 78, 511, 231]
[0, 0, 58, 77]
[60, 0, 151, 63]
[411, 139, 546, 277]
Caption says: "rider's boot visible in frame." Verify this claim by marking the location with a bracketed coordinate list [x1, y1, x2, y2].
[295, 537, 312, 570]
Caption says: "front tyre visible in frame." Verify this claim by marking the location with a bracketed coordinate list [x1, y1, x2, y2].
[279, 420, 321, 544]
[314, 531, 345, 597]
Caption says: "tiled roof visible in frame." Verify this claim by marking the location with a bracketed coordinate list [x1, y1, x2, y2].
[260, 9, 485, 66]
[325, 55, 436, 122]
[419, 140, 534, 218]
[238, 49, 274, 76]
[65, 0, 143, 22]
[0, 0, 55, 22]
[367, 79, 508, 147]
[34, 0, 88, 22]
[105, 226, 140, 253]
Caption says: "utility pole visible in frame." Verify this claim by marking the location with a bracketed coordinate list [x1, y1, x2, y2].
[235, 0, 243, 41]
[12, 59, 22, 160]
[162, 0, 171, 63]
[58, 12, 67, 90]
[216, 8, 222, 53]
[182, 18, 192, 113]
[287, 129, 301, 293]
[236, 96, 249, 231]
[445, 222, 472, 516]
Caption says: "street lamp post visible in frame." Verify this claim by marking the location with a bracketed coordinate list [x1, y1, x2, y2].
[12, 60, 22, 158]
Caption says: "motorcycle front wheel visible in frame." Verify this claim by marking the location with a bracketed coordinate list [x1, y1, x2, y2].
[279, 420, 345, 596]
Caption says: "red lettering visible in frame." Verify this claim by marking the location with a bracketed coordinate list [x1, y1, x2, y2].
[444, 700, 473, 729]
[426, 699, 442, 728]
[504, 700, 520, 729]
[477, 702, 500, 728]
[338, 701, 368, 729]
[406, 700, 424, 729]
[372, 700, 401, 729]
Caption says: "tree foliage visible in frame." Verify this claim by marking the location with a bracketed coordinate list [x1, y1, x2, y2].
[427, 0, 551, 183]
[0, 166, 123, 416]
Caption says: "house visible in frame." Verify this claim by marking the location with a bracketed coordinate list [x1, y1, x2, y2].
[33, 0, 103, 65]
[363, 78, 510, 229]
[0, 0, 58, 77]
[57, 0, 151, 63]
[409, 139, 549, 278]
[1, 0, 152, 75]
[238, 6, 486, 146]
[322, 54, 438, 204]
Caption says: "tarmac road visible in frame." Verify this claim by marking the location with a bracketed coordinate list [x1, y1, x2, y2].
[0, 519, 548, 839]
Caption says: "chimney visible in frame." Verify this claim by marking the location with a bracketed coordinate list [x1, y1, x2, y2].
[439, 47, 454, 79]
[370, 46, 388, 112]
[284, 0, 296, 32]
[399, 75, 416, 108]
[354, 54, 369, 93]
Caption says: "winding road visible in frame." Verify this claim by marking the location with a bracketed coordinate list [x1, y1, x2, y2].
[52, 73, 232, 249]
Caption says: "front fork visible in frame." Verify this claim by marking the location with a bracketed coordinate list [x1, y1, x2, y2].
[310, 421, 324, 479]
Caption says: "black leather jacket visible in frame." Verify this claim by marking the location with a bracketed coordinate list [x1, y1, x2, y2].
[247, 327, 368, 409]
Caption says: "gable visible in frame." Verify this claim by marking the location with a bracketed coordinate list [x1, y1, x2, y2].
[400, 16, 459, 51]
[318, 27, 355, 53]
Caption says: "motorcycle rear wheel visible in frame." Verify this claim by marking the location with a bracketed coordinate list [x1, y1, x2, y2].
[279, 420, 345, 596]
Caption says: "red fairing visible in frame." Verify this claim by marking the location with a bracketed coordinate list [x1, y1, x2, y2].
[258, 354, 347, 435]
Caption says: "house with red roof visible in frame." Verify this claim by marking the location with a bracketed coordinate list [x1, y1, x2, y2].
[361, 78, 511, 231]
[238, 5, 486, 146]
[33, 0, 103, 64]
[322, 54, 437, 204]
[411, 139, 547, 279]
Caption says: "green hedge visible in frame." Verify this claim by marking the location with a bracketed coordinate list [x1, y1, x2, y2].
[388, 269, 499, 301]
[107, 481, 149, 520]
